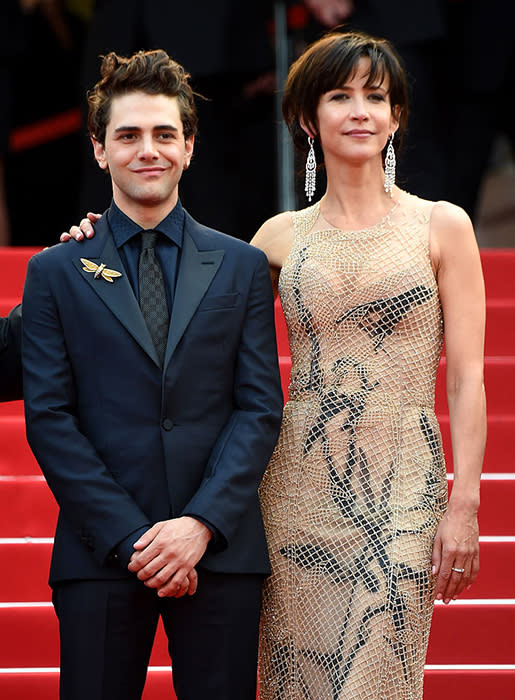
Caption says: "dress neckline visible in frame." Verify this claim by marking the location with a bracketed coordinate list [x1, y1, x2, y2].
[311, 191, 403, 235]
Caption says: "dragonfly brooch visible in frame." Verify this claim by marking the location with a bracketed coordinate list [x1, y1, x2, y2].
[81, 258, 122, 283]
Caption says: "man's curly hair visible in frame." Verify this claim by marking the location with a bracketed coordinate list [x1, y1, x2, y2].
[87, 49, 199, 144]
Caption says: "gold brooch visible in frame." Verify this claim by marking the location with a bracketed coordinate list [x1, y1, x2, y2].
[81, 258, 122, 283]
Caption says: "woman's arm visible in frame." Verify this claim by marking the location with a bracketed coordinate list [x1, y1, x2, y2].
[430, 201, 486, 603]
[250, 211, 294, 299]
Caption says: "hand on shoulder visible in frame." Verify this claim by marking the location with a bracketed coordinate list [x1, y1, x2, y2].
[60, 213, 101, 243]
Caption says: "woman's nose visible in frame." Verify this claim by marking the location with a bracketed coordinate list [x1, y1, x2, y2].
[350, 98, 369, 121]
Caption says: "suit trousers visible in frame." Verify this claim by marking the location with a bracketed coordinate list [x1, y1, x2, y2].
[52, 570, 264, 700]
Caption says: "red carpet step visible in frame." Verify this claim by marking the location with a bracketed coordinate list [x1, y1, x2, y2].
[481, 249, 515, 299]
[0, 476, 57, 536]
[0, 247, 41, 301]
[1, 475, 513, 537]
[1, 601, 514, 669]
[2, 667, 513, 700]
[0, 538, 512, 603]
[0, 400, 23, 418]
[2, 413, 512, 476]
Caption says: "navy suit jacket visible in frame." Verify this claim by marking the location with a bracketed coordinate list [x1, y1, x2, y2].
[22, 210, 283, 586]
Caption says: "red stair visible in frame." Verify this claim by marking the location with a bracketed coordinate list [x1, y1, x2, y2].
[0, 247, 514, 699]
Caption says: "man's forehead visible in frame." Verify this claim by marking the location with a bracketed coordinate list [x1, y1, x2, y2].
[108, 91, 182, 127]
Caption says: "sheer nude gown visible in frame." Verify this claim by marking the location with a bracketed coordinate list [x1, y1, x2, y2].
[259, 191, 448, 700]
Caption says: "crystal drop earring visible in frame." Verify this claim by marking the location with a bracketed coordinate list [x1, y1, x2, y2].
[305, 136, 316, 202]
[384, 134, 396, 197]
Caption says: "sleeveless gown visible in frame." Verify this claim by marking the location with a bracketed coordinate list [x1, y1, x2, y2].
[259, 191, 448, 700]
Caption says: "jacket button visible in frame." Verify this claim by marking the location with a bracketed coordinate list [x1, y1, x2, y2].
[162, 418, 174, 431]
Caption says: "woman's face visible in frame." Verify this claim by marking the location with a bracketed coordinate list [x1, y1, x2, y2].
[314, 57, 399, 167]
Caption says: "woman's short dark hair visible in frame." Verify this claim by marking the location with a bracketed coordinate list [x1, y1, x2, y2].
[282, 29, 409, 163]
[87, 49, 198, 144]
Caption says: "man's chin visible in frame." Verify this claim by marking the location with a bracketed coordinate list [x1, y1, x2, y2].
[133, 187, 173, 206]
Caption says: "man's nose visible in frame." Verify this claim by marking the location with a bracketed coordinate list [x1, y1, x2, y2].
[138, 135, 159, 159]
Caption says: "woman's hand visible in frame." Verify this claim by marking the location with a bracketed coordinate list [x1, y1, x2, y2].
[60, 212, 100, 242]
[432, 502, 480, 603]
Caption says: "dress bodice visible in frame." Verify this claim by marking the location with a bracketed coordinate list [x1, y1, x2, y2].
[279, 192, 443, 410]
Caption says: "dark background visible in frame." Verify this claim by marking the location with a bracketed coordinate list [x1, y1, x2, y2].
[3, 0, 514, 248]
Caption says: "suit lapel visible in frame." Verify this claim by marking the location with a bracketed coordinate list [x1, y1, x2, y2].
[72, 221, 160, 366]
[164, 224, 224, 370]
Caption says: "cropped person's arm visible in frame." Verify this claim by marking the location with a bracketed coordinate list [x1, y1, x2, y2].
[0, 304, 22, 402]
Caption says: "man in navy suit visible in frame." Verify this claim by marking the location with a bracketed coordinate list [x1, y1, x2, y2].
[22, 49, 283, 700]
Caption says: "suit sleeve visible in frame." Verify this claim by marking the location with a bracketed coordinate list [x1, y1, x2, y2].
[181, 250, 283, 549]
[22, 254, 151, 566]
[0, 303, 23, 402]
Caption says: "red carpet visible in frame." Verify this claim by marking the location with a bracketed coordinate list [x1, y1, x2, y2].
[0, 247, 514, 699]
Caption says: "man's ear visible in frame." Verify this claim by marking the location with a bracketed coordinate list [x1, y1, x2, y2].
[184, 134, 194, 169]
[91, 136, 108, 170]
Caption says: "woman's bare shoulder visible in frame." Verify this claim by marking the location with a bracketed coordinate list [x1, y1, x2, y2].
[430, 200, 472, 230]
[429, 200, 480, 276]
[251, 211, 294, 245]
[250, 211, 295, 268]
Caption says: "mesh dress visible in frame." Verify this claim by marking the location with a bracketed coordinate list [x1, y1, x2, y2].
[259, 191, 448, 700]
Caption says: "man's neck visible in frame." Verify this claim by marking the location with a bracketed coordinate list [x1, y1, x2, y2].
[112, 194, 179, 230]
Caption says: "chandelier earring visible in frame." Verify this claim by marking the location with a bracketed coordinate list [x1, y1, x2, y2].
[305, 136, 317, 202]
[384, 134, 396, 197]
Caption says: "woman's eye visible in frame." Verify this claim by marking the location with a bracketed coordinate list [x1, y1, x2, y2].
[369, 93, 385, 102]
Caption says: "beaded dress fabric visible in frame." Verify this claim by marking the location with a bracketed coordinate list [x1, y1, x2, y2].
[259, 191, 448, 699]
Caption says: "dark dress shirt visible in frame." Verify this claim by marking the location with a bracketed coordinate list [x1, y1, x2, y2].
[107, 198, 183, 310]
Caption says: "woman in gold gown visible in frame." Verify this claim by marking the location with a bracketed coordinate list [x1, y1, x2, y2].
[252, 30, 486, 699]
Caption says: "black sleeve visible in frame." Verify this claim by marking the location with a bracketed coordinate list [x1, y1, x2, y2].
[0, 303, 23, 402]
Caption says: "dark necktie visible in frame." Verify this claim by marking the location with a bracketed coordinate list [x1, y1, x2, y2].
[138, 230, 170, 366]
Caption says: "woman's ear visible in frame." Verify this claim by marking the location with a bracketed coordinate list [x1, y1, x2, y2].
[390, 105, 401, 135]
[299, 117, 315, 139]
